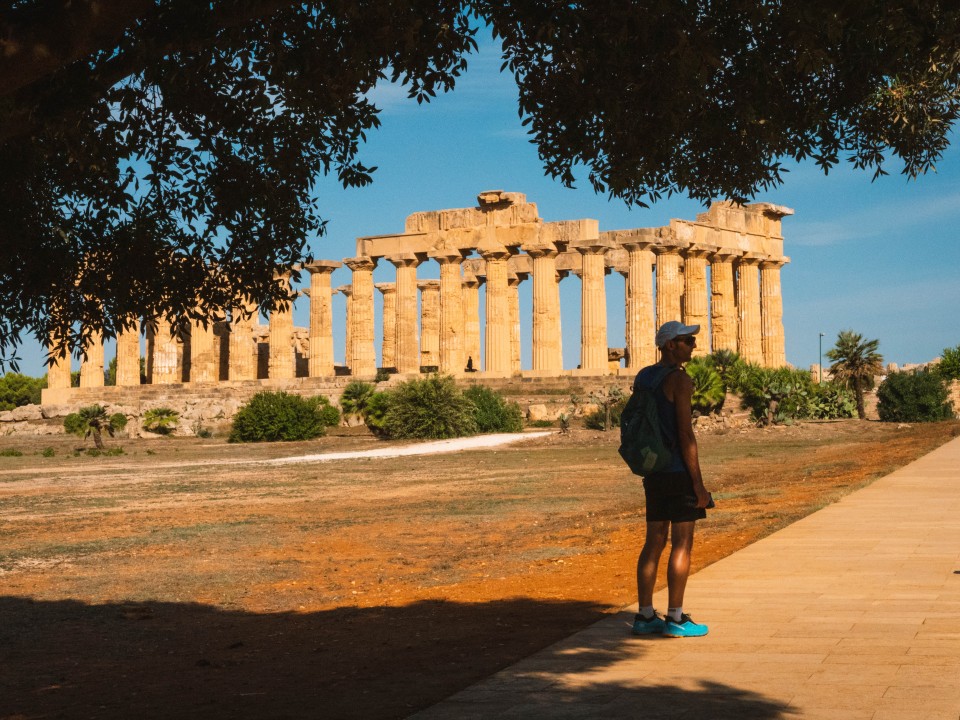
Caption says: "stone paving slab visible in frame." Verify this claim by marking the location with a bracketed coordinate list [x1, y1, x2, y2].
[411, 434, 960, 719]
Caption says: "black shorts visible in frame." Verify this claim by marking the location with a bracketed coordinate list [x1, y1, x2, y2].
[643, 470, 707, 523]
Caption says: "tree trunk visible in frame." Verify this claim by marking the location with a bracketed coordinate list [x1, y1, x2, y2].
[92, 428, 105, 450]
[854, 380, 866, 420]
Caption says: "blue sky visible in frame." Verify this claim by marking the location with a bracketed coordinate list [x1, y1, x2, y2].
[14, 35, 960, 376]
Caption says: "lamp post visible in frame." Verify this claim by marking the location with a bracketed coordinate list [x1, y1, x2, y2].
[819, 332, 825, 384]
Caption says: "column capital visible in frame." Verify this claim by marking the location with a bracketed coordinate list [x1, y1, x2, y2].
[334, 284, 353, 297]
[709, 248, 742, 263]
[428, 248, 467, 265]
[651, 243, 684, 256]
[417, 279, 441, 292]
[479, 246, 512, 262]
[572, 239, 615, 256]
[524, 243, 559, 260]
[462, 269, 484, 289]
[344, 256, 377, 272]
[682, 244, 714, 260]
[388, 252, 425, 269]
[375, 282, 396, 295]
[507, 272, 529, 287]
[621, 239, 656, 253]
[304, 260, 342, 274]
[736, 253, 764, 267]
[760, 256, 790, 269]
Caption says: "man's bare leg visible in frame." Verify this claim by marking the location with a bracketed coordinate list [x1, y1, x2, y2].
[667, 520, 696, 609]
[637, 521, 670, 607]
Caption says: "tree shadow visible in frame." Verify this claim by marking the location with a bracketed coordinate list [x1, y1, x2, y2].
[0, 597, 791, 720]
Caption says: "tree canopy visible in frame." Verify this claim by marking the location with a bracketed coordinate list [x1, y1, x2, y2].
[3, 1, 960, 366]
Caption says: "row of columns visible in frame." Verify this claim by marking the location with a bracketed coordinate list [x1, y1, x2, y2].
[47, 245, 786, 389]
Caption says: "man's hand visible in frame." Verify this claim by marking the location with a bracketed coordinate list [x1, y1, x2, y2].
[694, 484, 713, 509]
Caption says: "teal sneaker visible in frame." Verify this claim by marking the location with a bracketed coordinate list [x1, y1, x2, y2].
[632, 611, 666, 635]
[663, 613, 708, 638]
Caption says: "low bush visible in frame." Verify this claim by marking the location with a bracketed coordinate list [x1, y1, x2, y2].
[687, 359, 726, 415]
[340, 381, 376, 421]
[40, 447, 55, 457]
[361, 391, 393, 438]
[802, 382, 857, 420]
[463, 385, 523, 433]
[529, 419, 555, 428]
[0, 448, 23, 457]
[380, 375, 477, 440]
[229, 391, 340, 442]
[877, 371, 954, 422]
[584, 396, 628, 430]
[143, 408, 179, 435]
[937, 345, 960, 381]
[110, 413, 128, 431]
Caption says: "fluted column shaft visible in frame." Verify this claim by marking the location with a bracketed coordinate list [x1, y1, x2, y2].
[623, 242, 656, 371]
[46, 330, 72, 390]
[736, 258, 764, 364]
[654, 247, 683, 326]
[268, 274, 295, 379]
[462, 272, 482, 371]
[577, 244, 611, 372]
[433, 254, 464, 374]
[78, 326, 105, 388]
[306, 261, 340, 377]
[482, 249, 512, 375]
[710, 253, 739, 353]
[508, 274, 525, 373]
[336, 286, 354, 369]
[529, 246, 563, 372]
[391, 254, 422, 374]
[682, 247, 710, 357]
[419, 280, 441, 368]
[190, 314, 218, 383]
[229, 299, 258, 381]
[376, 283, 397, 369]
[346, 257, 378, 377]
[116, 320, 141, 386]
[151, 317, 180, 384]
[761, 260, 787, 367]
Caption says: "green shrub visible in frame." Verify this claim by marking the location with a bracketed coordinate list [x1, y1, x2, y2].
[687, 359, 726, 415]
[110, 413, 128, 430]
[736, 366, 813, 425]
[380, 375, 477, 440]
[229, 391, 340, 442]
[877, 370, 954, 422]
[143, 408, 179, 435]
[40, 447, 55, 457]
[937, 345, 960, 381]
[63, 412, 87, 436]
[584, 396, 628, 430]
[362, 391, 393, 438]
[0, 448, 23, 457]
[801, 382, 857, 419]
[340, 381, 376, 420]
[530, 419, 554, 428]
[463, 385, 523, 433]
[374, 367, 391, 383]
[0, 372, 46, 410]
[63, 405, 124, 448]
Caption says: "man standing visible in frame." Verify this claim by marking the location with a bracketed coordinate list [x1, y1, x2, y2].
[632, 320, 713, 638]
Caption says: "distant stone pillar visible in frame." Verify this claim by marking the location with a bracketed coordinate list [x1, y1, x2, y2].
[576, 240, 612, 372]
[508, 272, 527, 373]
[229, 298, 258, 381]
[654, 246, 683, 326]
[761, 259, 787, 367]
[431, 251, 465, 374]
[151, 317, 180, 384]
[78, 326, 105, 388]
[682, 246, 710, 357]
[116, 320, 141, 386]
[622, 241, 656, 371]
[462, 269, 483, 371]
[376, 283, 397, 369]
[419, 280, 441, 368]
[482, 247, 512, 375]
[46, 326, 72, 390]
[736, 256, 764, 364]
[709, 251, 739, 353]
[346, 256, 378, 377]
[335, 285, 354, 369]
[390, 253, 423, 374]
[306, 261, 340, 377]
[189, 313, 219, 383]
[528, 244, 563, 372]
[268, 273, 295, 379]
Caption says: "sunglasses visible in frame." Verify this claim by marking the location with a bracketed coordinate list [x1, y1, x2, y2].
[675, 336, 697, 346]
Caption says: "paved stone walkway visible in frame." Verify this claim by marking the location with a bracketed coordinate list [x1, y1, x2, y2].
[412, 434, 960, 719]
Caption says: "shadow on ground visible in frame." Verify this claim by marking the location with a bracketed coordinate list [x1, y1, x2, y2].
[0, 596, 790, 720]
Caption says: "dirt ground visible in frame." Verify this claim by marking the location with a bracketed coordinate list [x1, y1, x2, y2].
[1, 418, 958, 720]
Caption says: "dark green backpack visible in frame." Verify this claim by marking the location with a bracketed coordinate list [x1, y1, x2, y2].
[618, 369, 674, 476]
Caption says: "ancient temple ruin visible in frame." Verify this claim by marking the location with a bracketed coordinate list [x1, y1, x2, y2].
[41, 191, 791, 404]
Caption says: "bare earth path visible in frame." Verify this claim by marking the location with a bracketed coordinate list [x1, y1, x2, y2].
[0, 419, 958, 719]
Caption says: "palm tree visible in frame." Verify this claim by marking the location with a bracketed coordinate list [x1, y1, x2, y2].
[65, 405, 123, 449]
[825, 330, 884, 420]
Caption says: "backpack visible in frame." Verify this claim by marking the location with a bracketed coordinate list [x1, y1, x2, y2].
[618, 369, 675, 476]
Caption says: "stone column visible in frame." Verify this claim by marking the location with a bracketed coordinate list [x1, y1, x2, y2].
[335, 285, 353, 369]
[305, 261, 340, 377]
[46, 330, 72, 390]
[761, 259, 787, 367]
[622, 241, 656, 371]
[376, 283, 397, 370]
[346, 256, 378, 377]
[528, 244, 563, 372]
[482, 247, 512, 376]
[189, 313, 219, 383]
[78, 327, 105, 388]
[462, 269, 483, 372]
[390, 253, 423, 374]
[419, 280, 441, 368]
[736, 256, 764, 364]
[151, 316, 180, 384]
[431, 251, 465, 375]
[575, 240, 613, 372]
[709, 251, 739, 353]
[115, 319, 141, 386]
[508, 272, 527, 373]
[229, 298, 258, 381]
[268, 273, 295, 379]
[682, 246, 710, 357]
[654, 246, 683, 327]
